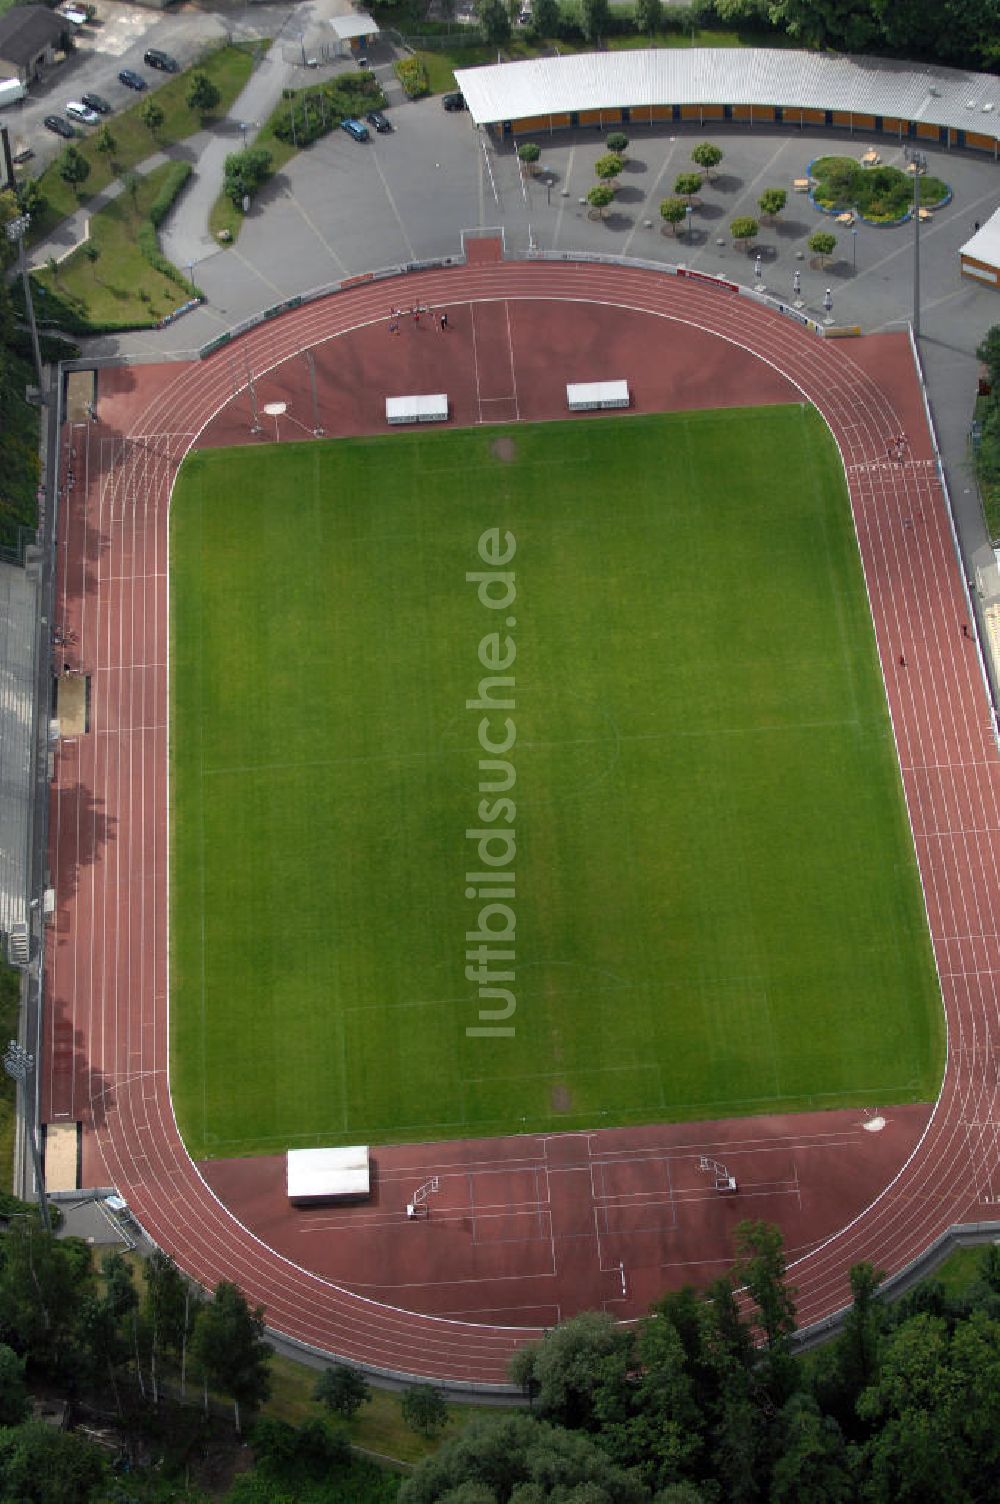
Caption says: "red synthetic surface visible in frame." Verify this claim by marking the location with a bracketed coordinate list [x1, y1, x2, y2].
[44, 257, 1000, 1385]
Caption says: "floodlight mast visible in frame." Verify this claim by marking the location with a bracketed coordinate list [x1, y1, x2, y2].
[3, 1041, 51, 1232]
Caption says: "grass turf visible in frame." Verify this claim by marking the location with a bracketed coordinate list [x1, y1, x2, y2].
[169, 407, 944, 1160]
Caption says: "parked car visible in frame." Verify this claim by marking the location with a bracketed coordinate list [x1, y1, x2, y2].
[81, 92, 112, 115]
[442, 92, 466, 111]
[366, 109, 392, 133]
[143, 48, 178, 73]
[43, 114, 76, 138]
[340, 117, 370, 142]
[66, 100, 100, 125]
[118, 68, 146, 90]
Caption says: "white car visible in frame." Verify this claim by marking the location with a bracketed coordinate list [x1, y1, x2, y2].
[66, 100, 100, 126]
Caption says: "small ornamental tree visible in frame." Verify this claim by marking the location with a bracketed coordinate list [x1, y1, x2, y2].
[808, 230, 837, 266]
[517, 141, 541, 173]
[83, 241, 101, 277]
[141, 98, 165, 136]
[605, 130, 629, 156]
[674, 172, 702, 202]
[730, 215, 759, 251]
[57, 145, 90, 196]
[587, 183, 615, 216]
[315, 1364, 372, 1419]
[187, 71, 221, 121]
[594, 152, 624, 183]
[635, 0, 662, 34]
[530, 0, 560, 34]
[659, 195, 687, 234]
[401, 1384, 449, 1438]
[580, 0, 610, 42]
[478, 0, 512, 45]
[758, 187, 787, 221]
[223, 146, 273, 211]
[95, 124, 117, 164]
[692, 141, 723, 178]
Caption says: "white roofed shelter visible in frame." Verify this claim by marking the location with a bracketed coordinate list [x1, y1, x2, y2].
[454, 48, 1000, 155]
[961, 212, 1000, 290]
[328, 12, 378, 56]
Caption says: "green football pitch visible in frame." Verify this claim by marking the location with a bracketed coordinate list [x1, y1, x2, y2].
[169, 407, 944, 1161]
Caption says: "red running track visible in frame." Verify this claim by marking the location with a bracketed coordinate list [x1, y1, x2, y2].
[44, 259, 1000, 1385]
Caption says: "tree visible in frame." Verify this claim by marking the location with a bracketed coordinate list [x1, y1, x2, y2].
[143, 1248, 193, 1405]
[587, 183, 615, 217]
[83, 242, 100, 278]
[0, 1346, 28, 1427]
[314, 1363, 371, 1419]
[659, 195, 687, 234]
[580, 0, 610, 41]
[399, 1413, 647, 1504]
[635, 0, 663, 34]
[734, 1220, 796, 1353]
[977, 326, 1000, 389]
[14, 177, 44, 219]
[691, 142, 723, 179]
[758, 186, 787, 221]
[191, 1280, 271, 1434]
[674, 172, 702, 202]
[401, 1384, 449, 1438]
[0, 1420, 106, 1504]
[223, 146, 273, 211]
[530, 0, 559, 34]
[517, 141, 541, 173]
[122, 170, 139, 206]
[730, 215, 759, 251]
[186, 70, 221, 120]
[508, 1309, 633, 1430]
[808, 230, 837, 266]
[57, 145, 90, 196]
[0, 1223, 93, 1378]
[606, 131, 629, 155]
[478, 0, 512, 43]
[141, 97, 165, 135]
[769, 1394, 852, 1504]
[94, 124, 117, 165]
[594, 152, 624, 183]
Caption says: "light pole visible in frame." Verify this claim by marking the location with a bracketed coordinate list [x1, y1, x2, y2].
[793, 269, 803, 308]
[754, 251, 764, 293]
[685, 203, 693, 241]
[851, 226, 858, 273]
[907, 147, 927, 338]
[823, 286, 833, 325]
[4, 1041, 50, 1232]
[6, 214, 45, 397]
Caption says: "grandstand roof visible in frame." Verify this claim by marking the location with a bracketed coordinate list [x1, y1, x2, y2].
[454, 47, 1000, 138]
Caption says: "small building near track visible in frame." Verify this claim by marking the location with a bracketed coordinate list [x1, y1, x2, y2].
[961, 212, 1000, 290]
[328, 12, 379, 59]
[454, 48, 1000, 157]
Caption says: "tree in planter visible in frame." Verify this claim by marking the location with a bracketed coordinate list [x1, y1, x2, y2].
[808, 230, 837, 267]
[606, 130, 629, 156]
[595, 152, 624, 184]
[636, 0, 662, 34]
[140, 98, 165, 137]
[587, 183, 615, 218]
[57, 145, 90, 197]
[517, 141, 541, 174]
[94, 124, 117, 168]
[730, 215, 759, 252]
[186, 70, 221, 121]
[659, 195, 687, 235]
[83, 243, 101, 278]
[758, 187, 787, 222]
[674, 171, 702, 203]
[191, 1280, 271, 1434]
[401, 1384, 449, 1439]
[314, 1363, 372, 1419]
[691, 141, 723, 179]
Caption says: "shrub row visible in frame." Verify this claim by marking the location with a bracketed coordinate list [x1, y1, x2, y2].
[271, 73, 384, 146]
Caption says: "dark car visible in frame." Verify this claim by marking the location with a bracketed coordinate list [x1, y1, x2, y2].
[118, 68, 146, 90]
[340, 116, 370, 142]
[81, 91, 112, 115]
[43, 114, 76, 138]
[366, 109, 392, 133]
[442, 91, 466, 111]
[144, 47, 178, 73]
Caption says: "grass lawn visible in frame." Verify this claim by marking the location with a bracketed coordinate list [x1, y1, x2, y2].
[29, 42, 263, 241]
[169, 407, 943, 1161]
[0, 963, 20, 1192]
[32, 162, 193, 328]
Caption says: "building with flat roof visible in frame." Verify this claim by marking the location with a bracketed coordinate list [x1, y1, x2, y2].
[455, 47, 1000, 155]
